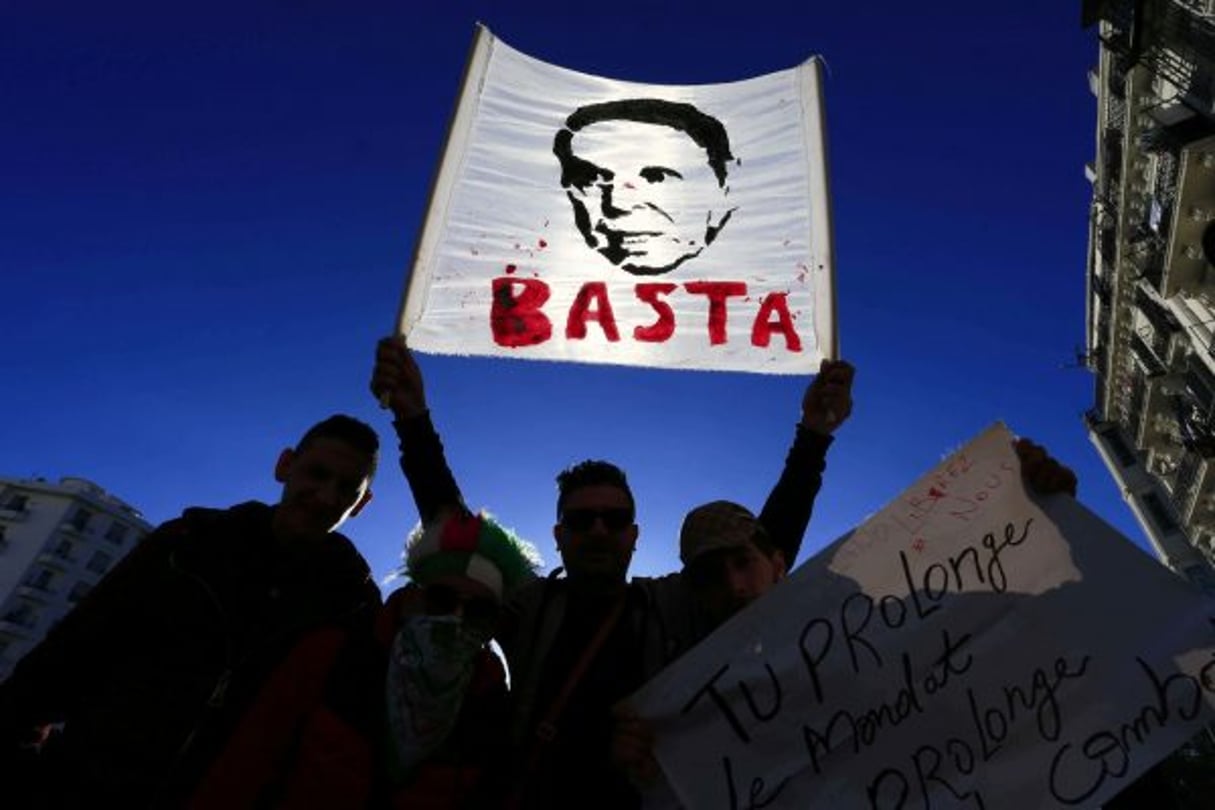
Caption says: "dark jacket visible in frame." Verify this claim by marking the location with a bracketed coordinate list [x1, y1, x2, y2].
[0, 501, 381, 808]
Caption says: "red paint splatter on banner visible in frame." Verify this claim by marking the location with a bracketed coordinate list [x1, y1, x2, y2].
[538, 239, 548, 249]
[912, 538, 926, 553]
[505, 264, 517, 274]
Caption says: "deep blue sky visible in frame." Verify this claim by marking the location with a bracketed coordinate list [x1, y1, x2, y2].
[3, 1, 1147, 588]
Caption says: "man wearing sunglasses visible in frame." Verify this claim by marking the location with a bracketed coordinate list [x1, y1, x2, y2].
[372, 337, 854, 808]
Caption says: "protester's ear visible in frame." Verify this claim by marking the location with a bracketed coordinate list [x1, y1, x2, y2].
[772, 549, 788, 581]
[273, 448, 295, 483]
[349, 488, 373, 518]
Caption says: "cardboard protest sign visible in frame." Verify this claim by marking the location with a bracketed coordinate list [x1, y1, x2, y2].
[396, 24, 836, 374]
[628, 423, 1215, 809]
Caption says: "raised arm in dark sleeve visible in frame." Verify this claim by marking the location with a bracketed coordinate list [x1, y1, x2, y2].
[757, 426, 833, 566]
[756, 359, 854, 567]
[372, 337, 468, 524]
[393, 412, 465, 524]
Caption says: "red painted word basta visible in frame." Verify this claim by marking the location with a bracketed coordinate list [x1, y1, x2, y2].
[490, 276, 804, 351]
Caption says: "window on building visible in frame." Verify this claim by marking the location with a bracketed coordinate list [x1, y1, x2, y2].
[1099, 426, 1138, 468]
[103, 523, 128, 546]
[2, 602, 37, 629]
[4, 494, 29, 512]
[68, 508, 93, 532]
[25, 568, 55, 591]
[1141, 492, 1180, 533]
[67, 581, 92, 603]
[0, 525, 7, 551]
[86, 551, 113, 575]
[52, 538, 74, 560]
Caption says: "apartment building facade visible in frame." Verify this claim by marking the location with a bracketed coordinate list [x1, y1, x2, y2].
[1083, 0, 1215, 591]
[0, 476, 151, 680]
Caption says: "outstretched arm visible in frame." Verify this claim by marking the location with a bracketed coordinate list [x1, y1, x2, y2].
[757, 359, 855, 567]
[371, 336, 466, 524]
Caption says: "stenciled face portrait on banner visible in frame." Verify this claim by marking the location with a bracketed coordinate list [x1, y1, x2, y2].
[552, 99, 739, 277]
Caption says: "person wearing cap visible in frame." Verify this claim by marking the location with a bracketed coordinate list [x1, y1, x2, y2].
[370, 337, 854, 809]
[380, 508, 542, 808]
[611, 439, 1081, 801]
[679, 500, 788, 631]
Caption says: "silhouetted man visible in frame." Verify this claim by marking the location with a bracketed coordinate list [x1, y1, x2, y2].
[0, 416, 383, 807]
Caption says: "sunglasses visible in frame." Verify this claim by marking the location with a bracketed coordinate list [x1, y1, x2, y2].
[423, 584, 500, 630]
[560, 507, 634, 532]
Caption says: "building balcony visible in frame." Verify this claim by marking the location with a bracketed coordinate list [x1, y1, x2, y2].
[1122, 368, 1150, 437]
[1184, 358, 1215, 410]
[0, 506, 29, 521]
[1175, 447, 1214, 525]
[37, 551, 74, 570]
[1161, 134, 1215, 297]
[1136, 375, 1183, 454]
[1129, 332, 1168, 377]
[0, 618, 32, 636]
[16, 584, 53, 605]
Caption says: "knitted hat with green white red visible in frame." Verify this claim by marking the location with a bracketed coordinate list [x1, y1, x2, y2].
[404, 510, 542, 600]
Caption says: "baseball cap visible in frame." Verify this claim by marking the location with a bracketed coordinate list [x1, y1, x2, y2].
[679, 500, 766, 566]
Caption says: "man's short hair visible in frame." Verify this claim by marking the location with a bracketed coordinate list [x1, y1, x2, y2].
[555, 459, 635, 520]
[297, 414, 380, 479]
[553, 98, 736, 187]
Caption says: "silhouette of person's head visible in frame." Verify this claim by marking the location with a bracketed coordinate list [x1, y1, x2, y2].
[554, 99, 737, 275]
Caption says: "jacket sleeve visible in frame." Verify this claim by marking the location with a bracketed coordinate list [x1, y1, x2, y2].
[393, 411, 467, 525]
[757, 426, 833, 569]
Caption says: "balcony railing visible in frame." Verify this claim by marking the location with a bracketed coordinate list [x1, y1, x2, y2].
[1130, 333, 1168, 376]
[1091, 0, 1215, 123]
[1175, 449, 1206, 517]
[1124, 368, 1150, 436]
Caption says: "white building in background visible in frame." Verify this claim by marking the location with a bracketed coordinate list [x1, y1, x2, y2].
[1083, 0, 1215, 592]
[0, 476, 152, 681]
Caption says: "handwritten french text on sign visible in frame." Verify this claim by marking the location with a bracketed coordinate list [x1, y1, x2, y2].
[396, 25, 835, 374]
[628, 424, 1215, 809]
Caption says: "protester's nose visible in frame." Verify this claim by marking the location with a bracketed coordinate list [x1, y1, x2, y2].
[726, 567, 751, 597]
[586, 514, 612, 536]
[314, 480, 341, 508]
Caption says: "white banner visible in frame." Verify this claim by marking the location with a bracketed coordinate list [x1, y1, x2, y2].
[397, 25, 836, 374]
[628, 424, 1215, 809]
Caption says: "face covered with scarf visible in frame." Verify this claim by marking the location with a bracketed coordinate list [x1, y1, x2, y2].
[385, 510, 540, 778]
